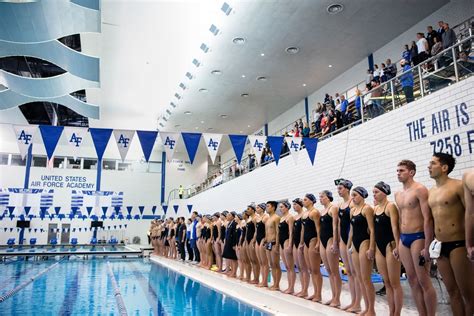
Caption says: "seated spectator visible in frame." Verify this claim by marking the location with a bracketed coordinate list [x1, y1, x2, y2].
[415, 32, 430, 65]
[458, 51, 474, 72]
[302, 122, 310, 137]
[399, 59, 414, 103]
[288, 128, 295, 137]
[385, 59, 397, 80]
[410, 41, 418, 65]
[402, 45, 411, 64]
[426, 26, 439, 49]
[441, 22, 456, 49]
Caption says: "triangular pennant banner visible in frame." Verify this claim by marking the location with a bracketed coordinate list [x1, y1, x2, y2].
[102, 206, 108, 216]
[24, 206, 31, 216]
[86, 207, 94, 216]
[303, 138, 319, 166]
[13, 125, 37, 159]
[228, 135, 247, 164]
[39, 125, 64, 160]
[126, 206, 133, 215]
[113, 129, 135, 162]
[162, 205, 168, 215]
[202, 133, 222, 164]
[138, 206, 145, 215]
[54, 207, 61, 216]
[173, 205, 179, 214]
[64, 127, 87, 160]
[285, 137, 302, 165]
[136, 130, 158, 162]
[159, 132, 179, 161]
[151, 206, 157, 215]
[187, 205, 193, 214]
[7, 206, 15, 216]
[181, 132, 202, 164]
[248, 136, 266, 163]
[267, 136, 284, 165]
[89, 128, 113, 161]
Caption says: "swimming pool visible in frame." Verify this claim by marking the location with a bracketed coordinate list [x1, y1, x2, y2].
[0, 258, 268, 315]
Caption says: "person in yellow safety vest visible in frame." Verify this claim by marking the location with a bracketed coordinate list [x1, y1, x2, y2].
[179, 185, 184, 199]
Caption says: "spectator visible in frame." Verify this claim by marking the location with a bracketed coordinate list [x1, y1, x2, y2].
[380, 63, 387, 82]
[294, 126, 300, 137]
[302, 122, 310, 137]
[437, 20, 445, 37]
[334, 92, 341, 104]
[410, 41, 418, 65]
[431, 36, 443, 56]
[324, 93, 330, 104]
[297, 118, 303, 130]
[373, 64, 381, 82]
[363, 86, 373, 118]
[426, 26, 439, 49]
[366, 69, 374, 85]
[399, 59, 414, 103]
[328, 109, 337, 132]
[231, 159, 241, 177]
[441, 22, 456, 49]
[288, 128, 295, 137]
[328, 95, 335, 108]
[402, 44, 411, 64]
[248, 153, 256, 171]
[178, 185, 184, 199]
[385, 59, 397, 80]
[415, 32, 429, 65]
[340, 94, 349, 124]
[369, 80, 384, 117]
[334, 100, 344, 129]
[320, 112, 330, 136]
[354, 89, 362, 119]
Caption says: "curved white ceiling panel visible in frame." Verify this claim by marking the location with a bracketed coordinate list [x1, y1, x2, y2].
[0, 0, 100, 43]
[70, 0, 99, 11]
[0, 40, 99, 82]
[0, 88, 99, 119]
[0, 70, 99, 98]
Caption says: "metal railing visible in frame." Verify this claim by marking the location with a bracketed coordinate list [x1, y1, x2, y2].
[183, 27, 473, 199]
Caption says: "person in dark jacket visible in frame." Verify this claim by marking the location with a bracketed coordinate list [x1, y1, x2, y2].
[223, 211, 239, 277]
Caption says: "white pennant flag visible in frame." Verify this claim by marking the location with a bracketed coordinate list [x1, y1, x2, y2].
[248, 136, 266, 163]
[202, 133, 223, 164]
[285, 137, 303, 165]
[64, 127, 87, 160]
[113, 130, 135, 162]
[159, 132, 180, 161]
[13, 125, 37, 159]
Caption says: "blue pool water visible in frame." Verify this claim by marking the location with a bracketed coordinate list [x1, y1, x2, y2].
[0, 258, 268, 315]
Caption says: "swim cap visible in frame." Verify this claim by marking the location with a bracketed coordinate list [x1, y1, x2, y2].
[305, 193, 317, 204]
[247, 204, 256, 212]
[281, 201, 291, 209]
[339, 179, 353, 190]
[258, 203, 267, 211]
[292, 198, 303, 207]
[375, 181, 391, 195]
[353, 186, 369, 198]
[229, 211, 237, 218]
[322, 190, 334, 202]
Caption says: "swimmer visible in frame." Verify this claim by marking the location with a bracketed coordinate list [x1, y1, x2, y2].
[464, 169, 474, 261]
[428, 153, 474, 316]
[318, 190, 342, 307]
[348, 186, 376, 316]
[265, 201, 281, 291]
[301, 193, 322, 302]
[395, 159, 437, 316]
[245, 205, 259, 284]
[336, 179, 361, 312]
[255, 203, 269, 288]
[373, 182, 403, 316]
[292, 198, 309, 298]
[278, 201, 295, 294]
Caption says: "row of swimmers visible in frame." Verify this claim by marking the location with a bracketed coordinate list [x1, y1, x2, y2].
[151, 154, 474, 316]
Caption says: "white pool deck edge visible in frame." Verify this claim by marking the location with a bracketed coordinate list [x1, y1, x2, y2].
[150, 255, 353, 316]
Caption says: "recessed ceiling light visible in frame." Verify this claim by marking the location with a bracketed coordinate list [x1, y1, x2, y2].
[174, 93, 182, 99]
[211, 70, 222, 75]
[260, 53, 265, 57]
[239, 131, 243, 134]
[195, 127, 199, 130]
[209, 24, 220, 36]
[285, 46, 300, 54]
[200, 120, 204, 124]
[241, 93, 249, 97]
[328, 64, 333, 68]
[232, 37, 246, 45]
[256, 76, 267, 81]
[327, 3, 344, 14]
[170, 102, 177, 108]
[220, 114, 228, 119]
[200, 43, 210, 53]
[199, 88, 208, 93]
[247, 125, 251, 128]
[302, 83, 306, 87]
[184, 111, 192, 115]
[241, 74, 246, 78]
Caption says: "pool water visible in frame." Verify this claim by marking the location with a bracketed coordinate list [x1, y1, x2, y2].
[0, 258, 268, 315]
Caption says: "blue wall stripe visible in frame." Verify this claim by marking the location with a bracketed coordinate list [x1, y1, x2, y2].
[368, 53, 374, 72]
[304, 97, 309, 125]
[160, 151, 166, 205]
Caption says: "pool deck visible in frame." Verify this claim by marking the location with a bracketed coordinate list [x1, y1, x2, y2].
[150, 255, 454, 315]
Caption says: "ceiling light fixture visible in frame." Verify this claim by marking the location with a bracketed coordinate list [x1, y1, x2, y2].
[285, 46, 300, 54]
[209, 24, 220, 36]
[241, 74, 246, 78]
[195, 127, 199, 130]
[174, 93, 182, 99]
[200, 43, 210, 53]
[221, 2, 232, 15]
[192, 59, 201, 67]
[247, 125, 251, 128]
[239, 131, 243, 133]
[256, 76, 267, 82]
[179, 82, 186, 90]
[260, 53, 265, 57]
[328, 64, 333, 68]
[327, 3, 344, 14]
[170, 102, 177, 108]
[199, 88, 208, 93]
[211, 70, 222, 75]
[185, 72, 194, 80]
[241, 93, 249, 97]
[220, 114, 228, 119]
[200, 120, 204, 124]
[302, 83, 306, 87]
[184, 111, 192, 115]
[232, 37, 246, 45]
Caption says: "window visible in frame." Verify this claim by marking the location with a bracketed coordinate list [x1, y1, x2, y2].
[102, 160, 116, 170]
[148, 161, 162, 173]
[53, 157, 65, 168]
[32, 156, 47, 167]
[67, 158, 81, 169]
[0, 153, 9, 165]
[117, 162, 132, 171]
[10, 155, 26, 166]
[83, 158, 97, 170]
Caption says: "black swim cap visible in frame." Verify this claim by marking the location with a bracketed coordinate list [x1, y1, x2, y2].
[374, 181, 391, 195]
[353, 186, 369, 198]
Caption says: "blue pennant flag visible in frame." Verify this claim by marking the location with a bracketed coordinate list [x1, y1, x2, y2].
[72, 228, 76, 232]
[28, 228, 31, 232]
[151, 206, 157, 215]
[114, 206, 121, 215]
[69, 213, 74, 220]
[82, 215, 87, 220]
[39, 125, 64, 160]
[71, 207, 79, 216]
[34, 228, 37, 233]
[110, 214, 115, 220]
[267, 136, 284, 165]
[126, 206, 133, 215]
[124, 224, 128, 228]
[181, 132, 202, 164]
[102, 207, 108, 216]
[162, 205, 168, 215]
[138, 206, 145, 215]
[54, 207, 61, 216]
[10, 228, 13, 232]
[89, 128, 113, 161]
[118, 214, 124, 220]
[187, 205, 193, 214]
[86, 207, 94, 216]
[303, 138, 319, 166]
[24, 206, 31, 216]
[19, 215, 25, 221]
[136, 130, 158, 162]
[28, 215, 34, 220]
[134, 215, 140, 220]
[3, 228, 6, 232]
[79, 228, 82, 232]
[228, 135, 248, 164]
[173, 205, 179, 214]
[7, 206, 15, 216]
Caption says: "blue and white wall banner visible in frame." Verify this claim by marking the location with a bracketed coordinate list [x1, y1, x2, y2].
[89, 128, 113, 161]
[159, 132, 179, 161]
[285, 137, 302, 165]
[136, 130, 158, 162]
[64, 127, 87, 160]
[202, 133, 222, 164]
[173, 205, 179, 214]
[181, 132, 202, 164]
[228, 134, 248, 164]
[187, 204, 193, 214]
[248, 135, 266, 163]
[303, 137, 319, 166]
[13, 125, 37, 159]
[113, 129, 135, 162]
[162, 204, 168, 215]
[267, 136, 284, 165]
[39, 125, 64, 161]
